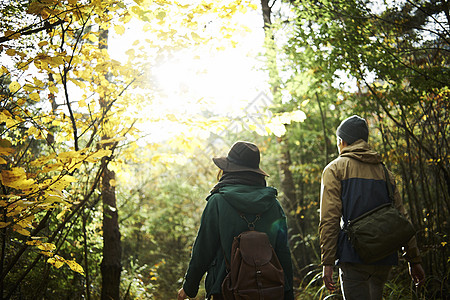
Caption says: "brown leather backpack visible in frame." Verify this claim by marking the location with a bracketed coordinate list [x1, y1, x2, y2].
[222, 214, 285, 299]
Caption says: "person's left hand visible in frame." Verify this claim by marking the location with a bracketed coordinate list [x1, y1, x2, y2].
[177, 288, 188, 300]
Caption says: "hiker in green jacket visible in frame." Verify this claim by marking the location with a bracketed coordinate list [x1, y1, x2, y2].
[177, 141, 294, 300]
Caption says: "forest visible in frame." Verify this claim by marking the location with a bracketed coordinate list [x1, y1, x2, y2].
[0, 0, 448, 299]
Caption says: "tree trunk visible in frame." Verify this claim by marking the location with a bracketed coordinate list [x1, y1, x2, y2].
[100, 160, 121, 300]
[260, 0, 272, 31]
[315, 92, 330, 164]
[99, 27, 122, 300]
[260, 0, 306, 272]
[259, 0, 298, 222]
[0, 210, 5, 300]
[83, 213, 91, 300]
[279, 139, 297, 209]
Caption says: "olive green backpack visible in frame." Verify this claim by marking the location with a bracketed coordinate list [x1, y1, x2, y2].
[344, 164, 416, 264]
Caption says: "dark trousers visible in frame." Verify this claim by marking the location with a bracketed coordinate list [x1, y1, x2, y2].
[339, 263, 392, 300]
[211, 294, 223, 300]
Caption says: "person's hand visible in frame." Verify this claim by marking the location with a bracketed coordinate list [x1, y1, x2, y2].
[323, 265, 336, 291]
[409, 263, 425, 288]
[177, 288, 188, 300]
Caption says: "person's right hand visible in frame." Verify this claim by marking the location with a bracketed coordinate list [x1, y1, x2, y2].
[177, 288, 188, 300]
[409, 263, 425, 287]
[322, 265, 336, 291]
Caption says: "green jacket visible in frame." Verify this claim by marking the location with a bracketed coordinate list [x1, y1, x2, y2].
[183, 185, 294, 299]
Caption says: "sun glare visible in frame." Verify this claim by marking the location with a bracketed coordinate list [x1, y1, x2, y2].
[108, 4, 269, 142]
[150, 47, 268, 117]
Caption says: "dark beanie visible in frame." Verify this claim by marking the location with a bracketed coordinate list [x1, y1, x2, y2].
[336, 115, 369, 145]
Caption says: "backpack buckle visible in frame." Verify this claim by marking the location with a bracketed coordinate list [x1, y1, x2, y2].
[240, 214, 261, 230]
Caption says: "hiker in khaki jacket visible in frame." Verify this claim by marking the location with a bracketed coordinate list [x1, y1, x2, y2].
[319, 115, 425, 300]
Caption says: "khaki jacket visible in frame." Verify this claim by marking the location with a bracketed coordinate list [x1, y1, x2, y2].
[319, 140, 421, 265]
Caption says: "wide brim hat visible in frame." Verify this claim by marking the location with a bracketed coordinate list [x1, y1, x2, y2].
[212, 141, 269, 176]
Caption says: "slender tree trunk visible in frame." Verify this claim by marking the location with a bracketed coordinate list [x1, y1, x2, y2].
[260, 0, 306, 274]
[0, 209, 5, 300]
[278, 136, 306, 270]
[99, 27, 122, 300]
[315, 92, 330, 164]
[260, 0, 272, 31]
[100, 158, 121, 300]
[259, 0, 297, 207]
[278, 137, 298, 209]
[83, 213, 91, 300]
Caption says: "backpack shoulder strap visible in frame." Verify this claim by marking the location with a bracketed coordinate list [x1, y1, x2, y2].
[239, 213, 261, 231]
[222, 210, 262, 271]
[381, 163, 394, 202]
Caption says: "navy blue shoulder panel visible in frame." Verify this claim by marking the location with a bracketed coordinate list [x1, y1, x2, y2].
[341, 177, 391, 223]
[338, 177, 398, 265]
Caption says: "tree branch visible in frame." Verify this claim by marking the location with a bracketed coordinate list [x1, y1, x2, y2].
[0, 20, 64, 44]
[359, 69, 449, 185]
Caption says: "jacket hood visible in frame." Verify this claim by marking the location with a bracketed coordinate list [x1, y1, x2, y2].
[218, 185, 278, 214]
[339, 139, 382, 164]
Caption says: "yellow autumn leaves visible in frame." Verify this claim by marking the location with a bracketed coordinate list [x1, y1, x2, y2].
[0, 139, 111, 196]
[0, 139, 14, 165]
[27, 240, 85, 275]
[1, 0, 265, 284]
[1, 168, 35, 191]
[48, 256, 84, 275]
[8, 81, 21, 94]
[0, 136, 109, 277]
